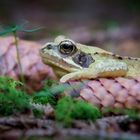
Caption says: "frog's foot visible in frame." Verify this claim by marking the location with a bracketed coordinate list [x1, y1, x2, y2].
[60, 71, 85, 83]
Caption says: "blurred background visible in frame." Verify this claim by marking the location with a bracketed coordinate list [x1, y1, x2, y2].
[0, 0, 140, 56]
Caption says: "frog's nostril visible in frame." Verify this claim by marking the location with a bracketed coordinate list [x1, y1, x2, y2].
[47, 44, 53, 49]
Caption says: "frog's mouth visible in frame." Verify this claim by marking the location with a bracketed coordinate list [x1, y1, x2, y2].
[40, 49, 82, 76]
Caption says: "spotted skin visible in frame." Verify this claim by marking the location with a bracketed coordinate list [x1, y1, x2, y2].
[40, 36, 140, 83]
[40, 36, 140, 108]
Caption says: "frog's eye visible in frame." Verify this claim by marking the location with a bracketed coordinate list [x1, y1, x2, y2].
[58, 40, 77, 56]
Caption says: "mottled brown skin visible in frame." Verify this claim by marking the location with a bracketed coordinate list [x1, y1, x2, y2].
[40, 36, 140, 108]
[40, 36, 140, 83]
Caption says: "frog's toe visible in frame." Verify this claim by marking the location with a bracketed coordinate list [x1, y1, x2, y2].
[60, 73, 78, 83]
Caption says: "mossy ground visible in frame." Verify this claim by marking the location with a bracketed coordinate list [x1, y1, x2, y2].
[0, 76, 139, 127]
[0, 76, 101, 123]
[0, 76, 140, 140]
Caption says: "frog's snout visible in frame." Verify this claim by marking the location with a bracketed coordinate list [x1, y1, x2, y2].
[46, 43, 53, 50]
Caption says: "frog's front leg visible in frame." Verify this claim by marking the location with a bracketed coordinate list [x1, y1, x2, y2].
[60, 60, 128, 83]
[60, 69, 98, 83]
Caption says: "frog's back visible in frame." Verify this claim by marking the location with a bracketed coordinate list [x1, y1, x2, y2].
[95, 52, 140, 77]
[76, 43, 111, 54]
[123, 57, 140, 77]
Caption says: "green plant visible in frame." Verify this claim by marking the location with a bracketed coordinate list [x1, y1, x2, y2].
[55, 96, 101, 127]
[0, 76, 102, 122]
[32, 79, 83, 107]
[0, 21, 42, 85]
[102, 107, 140, 119]
[32, 108, 44, 118]
[0, 76, 23, 90]
[0, 76, 30, 115]
[32, 80, 68, 106]
[124, 108, 140, 119]
[0, 77, 71, 116]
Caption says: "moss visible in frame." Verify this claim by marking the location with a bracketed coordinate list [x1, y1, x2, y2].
[32, 80, 69, 106]
[102, 107, 140, 119]
[0, 76, 30, 116]
[55, 96, 101, 126]
[0, 76, 102, 122]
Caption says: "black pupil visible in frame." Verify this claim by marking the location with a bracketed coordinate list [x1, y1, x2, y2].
[60, 43, 73, 54]
[62, 44, 72, 50]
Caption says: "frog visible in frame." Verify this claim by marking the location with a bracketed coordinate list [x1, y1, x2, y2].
[40, 36, 140, 83]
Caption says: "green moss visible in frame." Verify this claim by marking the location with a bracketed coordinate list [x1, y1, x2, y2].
[0, 76, 103, 122]
[102, 107, 140, 119]
[55, 96, 101, 126]
[0, 77, 67, 117]
[32, 80, 69, 106]
[0, 76, 30, 116]
[124, 108, 140, 119]
[32, 108, 44, 118]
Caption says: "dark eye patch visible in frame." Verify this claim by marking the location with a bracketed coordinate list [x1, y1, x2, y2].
[73, 52, 95, 68]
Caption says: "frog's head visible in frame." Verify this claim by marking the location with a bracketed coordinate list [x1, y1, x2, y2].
[40, 36, 95, 77]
